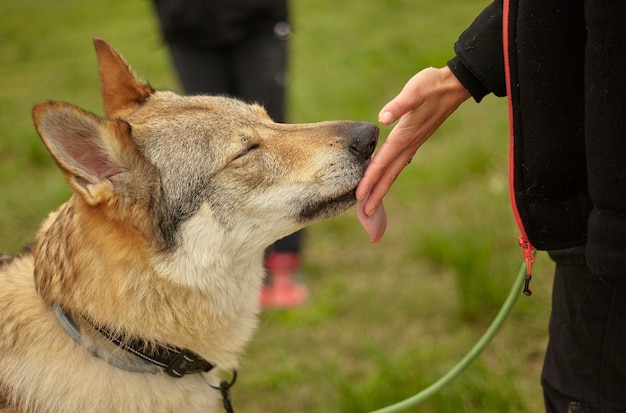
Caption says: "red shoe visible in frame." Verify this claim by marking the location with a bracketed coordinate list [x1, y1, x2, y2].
[260, 252, 309, 309]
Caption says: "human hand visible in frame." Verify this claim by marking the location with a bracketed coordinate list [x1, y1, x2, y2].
[356, 66, 471, 231]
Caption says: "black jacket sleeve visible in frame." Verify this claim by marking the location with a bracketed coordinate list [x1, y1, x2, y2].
[446, 0, 506, 102]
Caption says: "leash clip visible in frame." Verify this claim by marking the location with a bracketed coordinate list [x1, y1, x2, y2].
[210, 370, 238, 413]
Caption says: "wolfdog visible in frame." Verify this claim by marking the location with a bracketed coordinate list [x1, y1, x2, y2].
[0, 39, 378, 412]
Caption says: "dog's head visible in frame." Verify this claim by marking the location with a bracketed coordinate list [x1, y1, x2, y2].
[32, 39, 378, 275]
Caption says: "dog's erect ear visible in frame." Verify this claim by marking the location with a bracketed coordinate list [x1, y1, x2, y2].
[33, 101, 139, 206]
[93, 38, 154, 118]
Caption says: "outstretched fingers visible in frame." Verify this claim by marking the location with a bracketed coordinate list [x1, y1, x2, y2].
[357, 135, 417, 214]
[358, 66, 471, 234]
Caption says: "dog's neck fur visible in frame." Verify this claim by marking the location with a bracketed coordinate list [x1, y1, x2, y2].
[33, 196, 263, 371]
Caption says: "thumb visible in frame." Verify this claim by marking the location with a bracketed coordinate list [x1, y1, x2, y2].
[378, 99, 404, 126]
[378, 70, 437, 126]
[378, 82, 422, 126]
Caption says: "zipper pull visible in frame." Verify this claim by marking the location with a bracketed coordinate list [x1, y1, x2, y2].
[518, 236, 535, 296]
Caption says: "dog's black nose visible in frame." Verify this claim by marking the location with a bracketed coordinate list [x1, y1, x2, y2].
[349, 122, 379, 159]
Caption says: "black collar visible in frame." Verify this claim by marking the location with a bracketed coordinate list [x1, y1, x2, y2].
[93, 322, 215, 378]
[53, 304, 214, 378]
[54, 304, 238, 412]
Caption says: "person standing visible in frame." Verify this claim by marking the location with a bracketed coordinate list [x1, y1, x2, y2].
[154, 0, 308, 309]
[357, 1, 626, 412]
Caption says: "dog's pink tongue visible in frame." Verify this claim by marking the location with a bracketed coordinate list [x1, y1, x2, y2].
[356, 197, 387, 244]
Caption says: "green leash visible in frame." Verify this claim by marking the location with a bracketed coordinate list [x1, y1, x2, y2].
[368, 261, 527, 413]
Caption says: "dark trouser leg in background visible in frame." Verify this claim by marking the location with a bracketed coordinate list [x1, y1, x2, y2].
[165, 30, 306, 308]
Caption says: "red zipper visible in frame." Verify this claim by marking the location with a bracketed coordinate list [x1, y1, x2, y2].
[518, 236, 535, 296]
[504, 0, 535, 296]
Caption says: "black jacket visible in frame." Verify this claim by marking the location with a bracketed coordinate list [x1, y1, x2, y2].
[449, 0, 591, 249]
[447, 0, 626, 276]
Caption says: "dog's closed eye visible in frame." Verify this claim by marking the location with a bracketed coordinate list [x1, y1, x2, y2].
[233, 143, 260, 161]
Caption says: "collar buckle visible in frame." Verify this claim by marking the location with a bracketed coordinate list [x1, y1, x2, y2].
[164, 349, 214, 378]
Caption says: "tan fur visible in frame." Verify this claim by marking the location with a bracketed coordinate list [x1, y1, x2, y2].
[0, 39, 378, 412]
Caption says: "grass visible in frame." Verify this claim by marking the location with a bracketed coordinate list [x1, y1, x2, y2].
[0, 0, 553, 412]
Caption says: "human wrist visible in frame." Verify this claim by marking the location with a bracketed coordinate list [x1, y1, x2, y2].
[446, 57, 488, 102]
[439, 66, 471, 103]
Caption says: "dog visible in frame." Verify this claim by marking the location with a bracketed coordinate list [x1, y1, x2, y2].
[0, 39, 378, 412]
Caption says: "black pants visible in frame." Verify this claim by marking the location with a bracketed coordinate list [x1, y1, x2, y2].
[543, 246, 626, 413]
[166, 32, 287, 122]
[164, 31, 302, 253]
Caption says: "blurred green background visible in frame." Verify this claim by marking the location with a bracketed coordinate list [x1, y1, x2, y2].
[0, 0, 554, 412]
